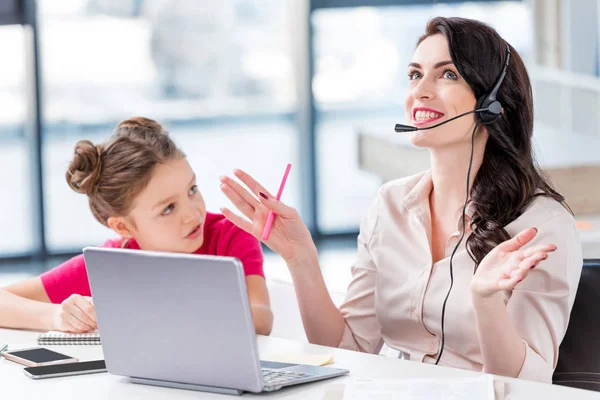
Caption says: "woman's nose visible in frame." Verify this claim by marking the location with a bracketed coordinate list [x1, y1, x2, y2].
[412, 77, 435, 101]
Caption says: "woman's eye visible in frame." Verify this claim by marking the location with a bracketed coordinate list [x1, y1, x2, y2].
[162, 204, 174, 216]
[189, 185, 198, 196]
[408, 71, 422, 80]
[443, 70, 458, 80]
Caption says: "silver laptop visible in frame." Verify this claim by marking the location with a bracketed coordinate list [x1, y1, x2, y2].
[83, 247, 349, 395]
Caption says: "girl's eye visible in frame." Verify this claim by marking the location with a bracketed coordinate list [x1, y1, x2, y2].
[189, 185, 198, 196]
[162, 204, 174, 216]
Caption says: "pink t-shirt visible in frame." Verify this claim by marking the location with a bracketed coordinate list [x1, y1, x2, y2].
[41, 212, 264, 304]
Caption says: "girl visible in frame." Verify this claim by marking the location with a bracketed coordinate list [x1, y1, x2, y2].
[218, 17, 582, 383]
[0, 117, 273, 335]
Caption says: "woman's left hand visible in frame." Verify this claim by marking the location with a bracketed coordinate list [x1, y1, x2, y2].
[470, 227, 557, 299]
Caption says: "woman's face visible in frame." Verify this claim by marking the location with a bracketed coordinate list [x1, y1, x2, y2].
[404, 34, 479, 148]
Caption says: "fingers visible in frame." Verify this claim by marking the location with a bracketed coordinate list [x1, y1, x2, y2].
[225, 169, 297, 218]
[62, 295, 96, 332]
[220, 175, 260, 207]
[523, 244, 557, 258]
[497, 227, 538, 253]
[220, 181, 257, 221]
[65, 313, 94, 332]
[500, 251, 550, 291]
[62, 319, 82, 333]
[256, 191, 298, 218]
[220, 207, 256, 236]
[73, 295, 97, 326]
[233, 169, 274, 199]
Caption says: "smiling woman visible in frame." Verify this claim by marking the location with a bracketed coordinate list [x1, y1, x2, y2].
[218, 16, 582, 384]
[0, 117, 273, 336]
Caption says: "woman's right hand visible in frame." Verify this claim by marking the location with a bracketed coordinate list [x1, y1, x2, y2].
[219, 169, 317, 265]
[51, 294, 97, 333]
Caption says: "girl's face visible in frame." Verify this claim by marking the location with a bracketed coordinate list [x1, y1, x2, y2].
[404, 34, 479, 148]
[110, 158, 207, 253]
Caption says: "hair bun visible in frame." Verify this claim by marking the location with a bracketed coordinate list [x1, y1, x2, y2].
[66, 140, 104, 195]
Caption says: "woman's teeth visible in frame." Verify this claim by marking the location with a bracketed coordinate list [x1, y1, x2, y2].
[415, 110, 443, 120]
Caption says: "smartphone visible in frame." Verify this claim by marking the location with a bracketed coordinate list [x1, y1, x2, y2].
[2, 347, 78, 367]
[24, 360, 106, 379]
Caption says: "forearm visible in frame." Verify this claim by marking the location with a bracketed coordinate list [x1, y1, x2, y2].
[472, 293, 526, 377]
[288, 249, 345, 347]
[250, 304, 273, 336]
[0, 289, 55, 331]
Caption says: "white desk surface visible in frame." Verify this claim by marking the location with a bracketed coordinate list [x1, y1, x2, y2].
[1, 328, 598, 399]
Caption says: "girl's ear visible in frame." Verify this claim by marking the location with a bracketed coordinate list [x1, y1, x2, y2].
[107, 216, 134, 238]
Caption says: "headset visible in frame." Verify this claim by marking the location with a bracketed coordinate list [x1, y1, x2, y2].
[394, 44, 511, 132]
[394, 42, 511, 365]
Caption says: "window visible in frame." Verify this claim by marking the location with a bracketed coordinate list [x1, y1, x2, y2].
[0, 25, 34, 255]
[312, 1, 533, 232]
[38, 0, 299, 251]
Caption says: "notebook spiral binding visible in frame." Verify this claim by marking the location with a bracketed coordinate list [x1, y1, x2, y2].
[37, 332, 101, 346]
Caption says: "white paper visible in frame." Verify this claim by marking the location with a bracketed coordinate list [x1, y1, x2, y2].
[343, 375, 495, 400]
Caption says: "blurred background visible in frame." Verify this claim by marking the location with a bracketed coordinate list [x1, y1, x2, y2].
[1, 0, 599, 312]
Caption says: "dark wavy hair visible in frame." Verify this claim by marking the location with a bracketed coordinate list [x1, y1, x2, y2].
[418, 17, 568, 268]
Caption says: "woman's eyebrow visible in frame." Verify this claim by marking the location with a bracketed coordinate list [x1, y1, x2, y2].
[408, 60, 454, 69]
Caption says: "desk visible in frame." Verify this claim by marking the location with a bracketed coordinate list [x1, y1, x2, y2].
[1, 329, 598, 399]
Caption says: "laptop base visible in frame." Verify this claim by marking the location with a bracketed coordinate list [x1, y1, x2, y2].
[130, 377, 244, 396]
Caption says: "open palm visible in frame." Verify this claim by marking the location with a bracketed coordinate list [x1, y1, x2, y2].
[471, 227, 557, 298]
[219, 169, 315, 264]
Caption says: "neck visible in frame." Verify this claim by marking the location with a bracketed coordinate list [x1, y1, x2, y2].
[429, 128, 488, 217]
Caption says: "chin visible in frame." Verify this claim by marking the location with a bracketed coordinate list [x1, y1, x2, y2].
[408, 130, 438, 148]
[183, 235, 204, 253]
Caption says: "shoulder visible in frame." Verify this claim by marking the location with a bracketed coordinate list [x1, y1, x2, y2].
[101, 237, 127, 248]
[509, 195, 582, 287]
[513, 195, 577, 233]
[204, 211, 258, 246]
[204, 211, 238, 236]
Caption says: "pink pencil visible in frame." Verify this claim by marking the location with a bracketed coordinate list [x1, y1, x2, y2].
[261, 163, 291, 240]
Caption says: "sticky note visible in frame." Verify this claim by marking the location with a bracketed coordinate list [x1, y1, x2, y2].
[262, 353, 334, 366]
[576, 220, 592, 230]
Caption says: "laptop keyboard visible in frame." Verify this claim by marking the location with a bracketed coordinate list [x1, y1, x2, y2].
[262, 368, 314, 386]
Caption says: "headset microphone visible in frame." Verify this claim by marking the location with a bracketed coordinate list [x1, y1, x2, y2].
[394, 107, 493, 133]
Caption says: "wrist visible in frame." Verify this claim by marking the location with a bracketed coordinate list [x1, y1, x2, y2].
[285, 244, 319, 271]
[285, 246, 319, 275]
[41, 303, 58, 331]
[471, 290, 506, 309]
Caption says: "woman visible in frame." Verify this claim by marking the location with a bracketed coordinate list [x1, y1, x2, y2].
[218, 17, 582, 383]
[0, 117, 273, 335]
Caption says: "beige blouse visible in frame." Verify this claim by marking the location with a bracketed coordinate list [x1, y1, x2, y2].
[338, 170, 583, 383]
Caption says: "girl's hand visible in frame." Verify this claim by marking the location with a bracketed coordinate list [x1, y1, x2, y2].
[51, 294, 97, 333]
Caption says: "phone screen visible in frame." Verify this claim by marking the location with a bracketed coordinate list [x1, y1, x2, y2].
[8, 348, 73, 363]
[24, 360, 106, 376]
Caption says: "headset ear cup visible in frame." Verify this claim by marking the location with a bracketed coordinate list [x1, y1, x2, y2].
[476, 97, 502, 124]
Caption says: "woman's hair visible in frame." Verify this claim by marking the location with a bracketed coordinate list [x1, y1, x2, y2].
[66, 117, 185, 226]
[417, 17, 567, 268]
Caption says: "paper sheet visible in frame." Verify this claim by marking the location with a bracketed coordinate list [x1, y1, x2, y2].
[262, 353, 334, 366]
[342, 375, 496, 400]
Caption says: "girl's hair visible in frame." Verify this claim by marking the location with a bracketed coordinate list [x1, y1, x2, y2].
[418, 17, 567, 268]
[66, 117, 185, 226]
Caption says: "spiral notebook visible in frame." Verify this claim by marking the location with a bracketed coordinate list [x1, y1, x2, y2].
[37, 331, 101, 345]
